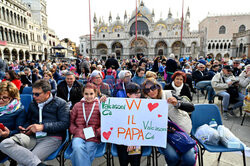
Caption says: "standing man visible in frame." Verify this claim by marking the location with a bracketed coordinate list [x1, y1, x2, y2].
[165, 53, 178, 83]
[0, 79, 70, 166]
[57, 72, 83, 109]
[76, 54, 83, 75]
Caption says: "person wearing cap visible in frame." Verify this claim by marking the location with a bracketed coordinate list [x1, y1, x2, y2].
[211, 65, 244, 120]
[165, 53, 178, 83]
[232, 59, 242, 76]
[0, 79, 70, 166]
[90, 70, 111, 97]
[57, 71, 83, 110]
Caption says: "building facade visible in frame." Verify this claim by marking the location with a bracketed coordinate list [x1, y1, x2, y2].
[0, 0, 59, 62]
[232, 29, 250, 58]
[80, 1, 200, 60]
[199, 13, 250, 59]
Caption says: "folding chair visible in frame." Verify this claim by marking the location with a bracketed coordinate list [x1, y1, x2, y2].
[20, 94, 33, 112]
[191, 104, 246, 166]
[63, 142, 109, 166]
[22, 87, 33, 94]
[110, 144, 154, 166]
[159, 81, 166, 89]
[45, 130, 70, 166]
[57, 80, 64, 85]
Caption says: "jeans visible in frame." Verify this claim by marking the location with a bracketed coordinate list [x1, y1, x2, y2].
[71, 137, 98, 166]
[117, 145, 142, 166]
[0, 136, 61, 166]
[166, 73, 173, 84]
[217, 91, 244, 111]
[159, 143, 196, 166]
[196, 81, 215, 101]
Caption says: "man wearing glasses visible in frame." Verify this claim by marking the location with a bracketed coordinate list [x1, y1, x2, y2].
[0, 79, 70, 166]
[192, 63, 215, 104]
[212, 65, 244, 120]
[232, 59, 242, 76]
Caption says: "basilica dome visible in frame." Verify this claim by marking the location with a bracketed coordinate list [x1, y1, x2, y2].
[131, 1, 152, 22]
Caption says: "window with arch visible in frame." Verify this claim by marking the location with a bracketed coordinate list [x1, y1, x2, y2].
[239, 25, 246, 33]
[208, 43, 211, 50]
[219, 25, 226, 34]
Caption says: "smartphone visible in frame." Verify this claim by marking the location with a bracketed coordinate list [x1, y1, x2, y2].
[0, 123, 5, 130]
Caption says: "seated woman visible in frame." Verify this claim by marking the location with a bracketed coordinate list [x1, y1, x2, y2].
[113, 70, 132, 97]
[70, 83, 106, 166]
[2, 70, 21, 90]
[164, 71, 192, 101]
[131, 67, 146, 86]
[43, 71, 57, 95]
[90, 70, 111, 97]
[116, 82, 143, 166]
[142, 79, 196, 166]
[0, 81, 26, 161]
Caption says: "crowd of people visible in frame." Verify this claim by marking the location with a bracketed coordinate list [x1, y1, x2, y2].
[0, 52, 249, 166]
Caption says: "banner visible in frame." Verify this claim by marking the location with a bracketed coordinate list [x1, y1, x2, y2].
[101, 97, 168, 148]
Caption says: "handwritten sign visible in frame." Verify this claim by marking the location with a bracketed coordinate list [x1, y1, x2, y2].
[101, 97, 168, 148]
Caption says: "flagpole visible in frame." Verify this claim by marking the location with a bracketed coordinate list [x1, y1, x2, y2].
[88, 0, 92, 59]
[180, 0, 184, 58]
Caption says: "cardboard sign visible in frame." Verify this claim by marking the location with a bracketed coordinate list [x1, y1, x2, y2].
[101, 97, 168, 148]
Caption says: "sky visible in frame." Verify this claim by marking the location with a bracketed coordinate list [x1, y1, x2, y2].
[47, 0, 250, 46]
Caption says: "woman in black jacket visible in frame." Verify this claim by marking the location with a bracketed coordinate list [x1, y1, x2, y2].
[164, 71, 192, 101]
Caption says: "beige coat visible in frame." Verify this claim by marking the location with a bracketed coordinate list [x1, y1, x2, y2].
[211, 71, 237, 94]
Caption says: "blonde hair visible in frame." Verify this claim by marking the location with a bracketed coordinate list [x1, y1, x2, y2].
[146, 71, 157, 79]
[0, 81, 20, 100]
[142, 78, 162, 99]
[43, 71, 53, 79]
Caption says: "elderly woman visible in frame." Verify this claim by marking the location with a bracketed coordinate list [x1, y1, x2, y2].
[2, 70, 21, 90]
[90, 70, 111, 97]
[142, 79, 196, 166]
[131, 67, 146, 86]
[239, 64, 250, 94]
[0, 81, 26, 160]
[113, 70, 132, 97]
[164, 71, 192, 101]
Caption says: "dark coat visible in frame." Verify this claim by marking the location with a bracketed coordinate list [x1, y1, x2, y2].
[0, 105, 26, 141]
[192, 70, 210, 83]
[105, 58, 119, 70]
[20, 74, 38, 86]
[165, 59, 177, 73]
[164, 83, 192, 101]
[25, 97, 70, 137]
[57, 80, 83, 109]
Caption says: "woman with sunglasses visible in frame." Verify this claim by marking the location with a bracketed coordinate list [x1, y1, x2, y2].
[164, 71, 192, 101]
[0, 81, 26, 161]
[142, 79, 196, 166]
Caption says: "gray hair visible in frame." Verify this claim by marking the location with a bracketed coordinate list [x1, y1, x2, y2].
[65, 71, 75, 77]
[33, 79, 51, 92]
[90, 70, 103, 78]
[23, 68, 31, 72]
[118, 70, 132, 79]
[197, 63, 205, 67]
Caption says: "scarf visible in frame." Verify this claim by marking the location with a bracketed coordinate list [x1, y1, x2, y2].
[171, 81, 183, 96]
[0, 99, 21, 116]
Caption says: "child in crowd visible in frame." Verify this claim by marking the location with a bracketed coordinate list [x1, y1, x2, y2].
[69, 83, 101, 166]
[116, 82, 142, 166]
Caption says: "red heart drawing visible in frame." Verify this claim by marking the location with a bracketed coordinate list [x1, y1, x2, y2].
[110, 127, 113, 131]
[103, 131, 111, 140]
[148, 103, 159, 112]
[158, 114, 162, 118]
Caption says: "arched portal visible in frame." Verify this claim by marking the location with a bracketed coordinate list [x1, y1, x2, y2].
[130, 38, 148, 58]
[112, 42, 123, 60]
[19, 50, 24, 60]
[171, 41, 185, 57]
[3, 48, 10, 61]
[11, 49, 18, 61]
[155, 41, 168, 56]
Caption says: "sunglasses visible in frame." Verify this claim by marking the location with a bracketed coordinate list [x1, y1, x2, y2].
[0, 96, 10, 101]
[32, 92, 43, 97]
[144, 84, 160, 94]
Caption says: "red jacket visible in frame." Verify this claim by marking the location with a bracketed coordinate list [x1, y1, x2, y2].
[70, 98, 101, 143]
[2, 79, 21, 90]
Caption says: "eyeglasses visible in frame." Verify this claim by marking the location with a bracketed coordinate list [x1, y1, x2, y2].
[0, 96, 10, 101]
[32, 92, 43, 97]
[144, 84, 160, 94]
[199, 67, 205, 68]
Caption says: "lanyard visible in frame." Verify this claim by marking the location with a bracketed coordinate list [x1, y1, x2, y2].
[82, 102, 96, 127]
[39, 106, 43, 124]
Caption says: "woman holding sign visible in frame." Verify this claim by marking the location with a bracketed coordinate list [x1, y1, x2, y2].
[142, 79, 196, 166]
[70, 83, 105, 166]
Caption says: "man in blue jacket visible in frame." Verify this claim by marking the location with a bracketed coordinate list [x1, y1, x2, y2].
[0, 79, 70, 166]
